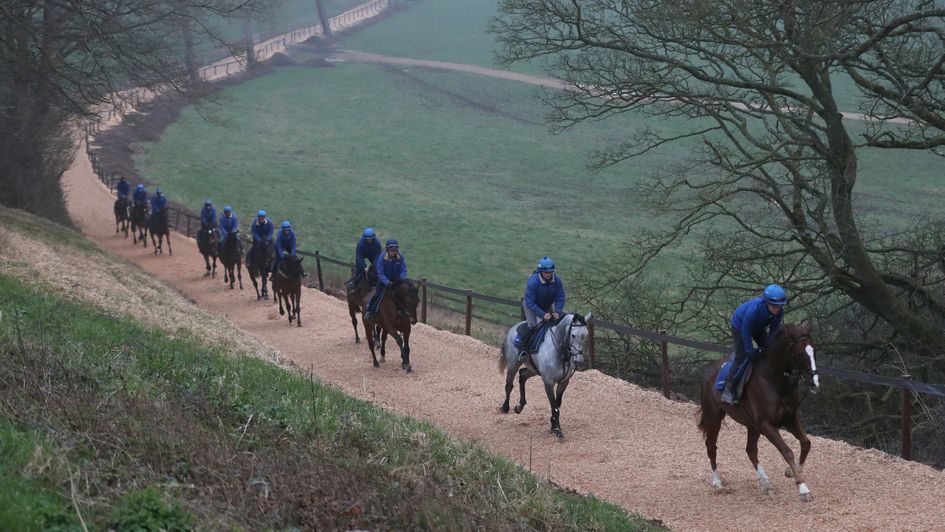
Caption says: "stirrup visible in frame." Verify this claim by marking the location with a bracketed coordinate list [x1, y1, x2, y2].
[517, 351, 528, 363]
[721, 388, 738, 405]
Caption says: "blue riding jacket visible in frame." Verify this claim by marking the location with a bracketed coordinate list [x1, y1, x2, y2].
[116, 180, 131, 198]
[524, 271, 565, 317]
[731, 296, 783, 355]
[355, 236, 382, 271]
[200, 206, 217, 227]
[251, 218, 273, 244]
[376, 252, 407, 286]
[133, 188, 147, 205]
[219, 213, 238, 241]
[275, 229, 297, 259]
[150, 195, 168, 214]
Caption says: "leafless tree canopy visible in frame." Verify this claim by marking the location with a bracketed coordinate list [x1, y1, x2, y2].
[494, 0, 945, 373]
[0, 0, 273, 222]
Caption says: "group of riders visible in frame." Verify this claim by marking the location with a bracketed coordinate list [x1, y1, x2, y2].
[116, 176, 168, 227]
[117, 176, 787, 404]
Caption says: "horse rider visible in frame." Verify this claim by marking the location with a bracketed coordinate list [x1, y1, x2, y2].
[218, 205, 238, 249]
[249, 210, 273, 264]
[363, 239, 407, 322]
[347, 227, 381, 290]
[721, 283, 787, 405]
[200, 199, 217, 230]
[518, 256, 566, 362]
[116, 176, 131, 199]
[132, 183, 148, 209]
[149, 188, 168, 224]
[272, 220, 303, 277]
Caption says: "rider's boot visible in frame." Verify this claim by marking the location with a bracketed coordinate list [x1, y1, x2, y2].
[720, 374, 738, 405]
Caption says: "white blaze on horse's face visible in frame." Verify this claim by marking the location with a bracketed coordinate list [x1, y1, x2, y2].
[805, 344, 820, 392]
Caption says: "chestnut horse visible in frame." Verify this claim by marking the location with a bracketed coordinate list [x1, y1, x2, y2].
[346, 267, 377, 343]
[272, 255, 304, 327]
[246, 240, 274, 300]
[361, 281, 419, 372]
[697, 322, 820, 502]
[149, 209, 172, 255]
[219, 230, 243, 290]
[130, 201, 148, 247]
[114, 197, 130, 237]
[197, 226, 220, 277]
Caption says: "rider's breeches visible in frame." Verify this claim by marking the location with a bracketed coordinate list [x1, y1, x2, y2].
[523, 305, 543, 327]
[369, 284, 387, 312]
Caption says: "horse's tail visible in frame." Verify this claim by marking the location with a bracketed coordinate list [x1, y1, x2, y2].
[498, 336, 509, 373]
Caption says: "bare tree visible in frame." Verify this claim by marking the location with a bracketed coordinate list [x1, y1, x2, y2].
[0, 0, 272, 223]
[494, 0, 945, 374]
[316, 0, 333, 38]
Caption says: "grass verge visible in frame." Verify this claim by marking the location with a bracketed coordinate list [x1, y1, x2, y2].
[0, 271, 661, 530]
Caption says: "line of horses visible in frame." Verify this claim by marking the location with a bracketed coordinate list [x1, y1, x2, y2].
[113, 197, 822, 503]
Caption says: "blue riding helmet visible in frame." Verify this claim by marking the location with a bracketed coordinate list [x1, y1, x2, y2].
[763, 284, 787, 306]
[204, 198, 212, 206]
[136, 184, 144, 190]
[223, 205, 232, 213]
[363, 227, 375, 239]
[281, 220, 291, 230]
[257, 210, 266, 218]
[536, 256, 555, 273]
[385, 238, 399, 250]
[155, 188, 163, 196]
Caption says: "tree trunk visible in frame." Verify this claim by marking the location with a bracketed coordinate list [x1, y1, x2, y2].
[243, 18, 256, 67]
[315, 0, 332, 38]
[181, 10, 199, 84]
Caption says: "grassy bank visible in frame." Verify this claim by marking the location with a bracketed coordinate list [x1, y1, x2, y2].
[0, 228, 659, 529]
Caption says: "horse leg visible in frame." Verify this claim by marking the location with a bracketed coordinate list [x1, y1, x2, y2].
[276, 289, 286, 316]
[294, 289, 301, 327]
[544, 381, 563, 439]
[379, 327, 387, 359]
[783, 415, 813, 502]
[513, 366, 534, 414]
[236, 262, 243, 290]
[391, 332, 409, 372]
[349, 306, 361, 343]
[500, 359, 518, 414]
[698, 383, 726, 489]
[757, 422, 810, 501]
[250, 272, 261, 300]
[166, 233, 172, 255]
[261, 272, 269, 300]
[204, 254, 212, 276]
[211, 256, 217, 278]
[551, 379, 570, 438]
[745, 427, 772, 496]
[363, 319, 380, 368]
[401, 327, 410, 372]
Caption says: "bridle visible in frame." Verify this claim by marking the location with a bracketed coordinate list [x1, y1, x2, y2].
[553, 315, 587, 363]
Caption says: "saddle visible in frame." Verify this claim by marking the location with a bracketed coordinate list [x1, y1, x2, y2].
[715, 357, 754, 399]
[514, 321, 551, 356]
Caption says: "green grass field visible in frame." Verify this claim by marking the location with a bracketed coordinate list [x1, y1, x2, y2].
[135, 0, 945, 302]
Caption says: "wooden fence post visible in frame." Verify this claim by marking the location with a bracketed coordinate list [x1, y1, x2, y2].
[660, 329, 671, 399]
[420, 277, 428, 324]
[465, 290, 473, 336]
[173, 209, 181, 230]
[587, 321, 596, 370]
[901, 375, 913, 461]
[315, 250, 324, 291]
[186, 213, 192, 237]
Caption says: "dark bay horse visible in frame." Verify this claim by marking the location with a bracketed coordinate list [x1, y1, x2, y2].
[697, 321, 820, 502]
[361, 281, 419, 372]
[114, 197, 130, 237]
[272, 255, 304, 327]
[197, 226, 220, 277]
[219, 231, 243, 290]
[498, 313, 590, 439]
[346, 268, 377, 343]
[246, 240, 274, 300]
[149, 209, 172, 255]
[130, 202, 148, 247]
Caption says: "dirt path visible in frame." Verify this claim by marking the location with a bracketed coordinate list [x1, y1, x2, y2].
[334, 50, 913, 125]
[62, 138, 945, 530]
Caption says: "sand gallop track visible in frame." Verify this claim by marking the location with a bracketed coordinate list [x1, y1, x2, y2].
[63, 141, 945, 530]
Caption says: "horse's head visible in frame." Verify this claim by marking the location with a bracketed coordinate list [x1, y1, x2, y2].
[783, 321, 820, 394]
[209, 227, 221, 244]
[282, 255, 304, 278]
[394, 280, 420, 325]
[561, 312, 592, 363]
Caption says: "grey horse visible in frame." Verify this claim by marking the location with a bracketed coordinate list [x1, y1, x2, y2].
[498, 312, 591, 439]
